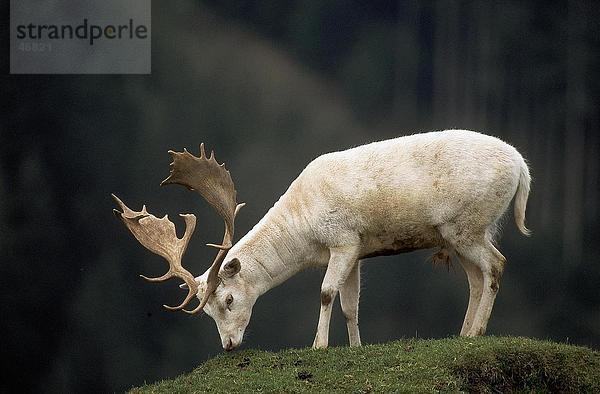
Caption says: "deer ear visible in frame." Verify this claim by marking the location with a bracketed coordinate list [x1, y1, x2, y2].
[223, 258, 241, 277]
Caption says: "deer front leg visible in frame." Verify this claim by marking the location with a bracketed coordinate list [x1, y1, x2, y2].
[313, 245, 360, 349]
[340, 260, 361, 346]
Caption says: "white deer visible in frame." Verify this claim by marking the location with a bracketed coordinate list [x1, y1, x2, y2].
[113, 129, 530, 351]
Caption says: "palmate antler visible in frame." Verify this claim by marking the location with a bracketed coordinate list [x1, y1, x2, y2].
[113, 144, 244, 315]
[161, 144, 245, 314]
[112, 194, 200, 312]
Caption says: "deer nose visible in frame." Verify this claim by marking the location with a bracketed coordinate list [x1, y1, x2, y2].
[224, 338, 234, 352]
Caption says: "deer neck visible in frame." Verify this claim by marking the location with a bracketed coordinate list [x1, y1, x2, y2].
[235, 205, 320, 296]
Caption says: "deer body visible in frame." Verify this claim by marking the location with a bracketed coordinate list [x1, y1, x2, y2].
[114, 129, 530, 352]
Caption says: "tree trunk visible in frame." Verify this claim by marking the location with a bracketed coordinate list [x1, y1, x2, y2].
[563, 0, 586, 265]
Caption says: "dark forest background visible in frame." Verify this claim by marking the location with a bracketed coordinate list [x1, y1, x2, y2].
[2, 0, 599, 392]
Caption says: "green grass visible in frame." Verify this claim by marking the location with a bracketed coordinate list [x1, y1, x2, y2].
[130, 337, 600, 393]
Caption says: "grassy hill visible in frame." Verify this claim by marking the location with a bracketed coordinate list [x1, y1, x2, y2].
[130, 337, 599, 393]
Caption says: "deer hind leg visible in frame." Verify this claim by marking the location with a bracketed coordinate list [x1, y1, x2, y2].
[471, 242, 505, 336]
[313, 244, 360, 349]
[455, 238, 505, 337]
[439, 223, 505, 337]
[457, 254, 483, 336]
[340, 261, 361, 346]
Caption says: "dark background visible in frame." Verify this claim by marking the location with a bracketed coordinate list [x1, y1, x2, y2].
[2, 0, 599, 392]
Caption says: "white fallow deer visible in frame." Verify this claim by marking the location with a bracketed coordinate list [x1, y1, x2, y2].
[113, 130, 530, 351]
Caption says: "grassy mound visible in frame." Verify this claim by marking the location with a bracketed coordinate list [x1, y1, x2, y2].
[130, 337, 599, 393]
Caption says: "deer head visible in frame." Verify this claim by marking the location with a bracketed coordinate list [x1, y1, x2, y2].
[113, 144, 251, 350]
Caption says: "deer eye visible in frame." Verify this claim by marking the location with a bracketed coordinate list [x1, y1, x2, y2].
[226, 294, 233, 308]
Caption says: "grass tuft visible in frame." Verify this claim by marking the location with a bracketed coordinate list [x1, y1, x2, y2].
[130, 337, 599, 393]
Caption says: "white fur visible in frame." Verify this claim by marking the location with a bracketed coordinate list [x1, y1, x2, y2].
[196, 130, 531, 350]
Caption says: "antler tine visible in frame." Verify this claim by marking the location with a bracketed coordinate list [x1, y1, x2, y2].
[206, 202, 246, 249]
[112, 194, 201, 312]
[160, 144, 244, 313]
